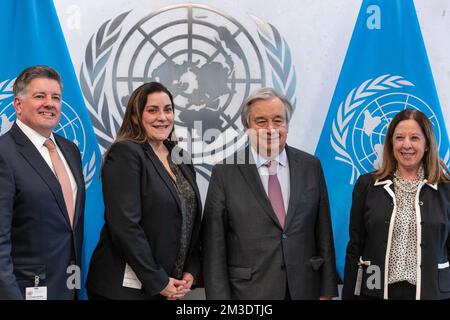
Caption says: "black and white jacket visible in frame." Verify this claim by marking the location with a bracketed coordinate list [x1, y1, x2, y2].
[342, 173, 450, 300]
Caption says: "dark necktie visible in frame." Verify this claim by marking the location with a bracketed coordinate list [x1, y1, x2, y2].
[264, 160, 286, 228]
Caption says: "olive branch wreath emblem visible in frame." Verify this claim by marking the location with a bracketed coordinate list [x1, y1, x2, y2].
[80, 9, 297, 158]
[330, 74, 415, 184]
[0, 78, 14, 106]
[252, 15, 297, 108]
[0, 79, 15, 135]
[80, 11, 131, 151]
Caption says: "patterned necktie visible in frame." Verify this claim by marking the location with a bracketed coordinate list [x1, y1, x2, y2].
[43, 139, 74, 228]
[264, 160, 286, 228]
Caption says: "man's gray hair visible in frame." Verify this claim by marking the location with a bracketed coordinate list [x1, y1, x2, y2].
[240, 87, 293, 129]
[13, 65, 63, 97]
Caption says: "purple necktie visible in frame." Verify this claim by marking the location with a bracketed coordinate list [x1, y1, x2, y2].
[264, 160, 286, 228]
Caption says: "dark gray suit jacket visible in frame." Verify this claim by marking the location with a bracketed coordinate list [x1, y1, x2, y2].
[202, 145, 338, 299]
[0, 123, 85, 300]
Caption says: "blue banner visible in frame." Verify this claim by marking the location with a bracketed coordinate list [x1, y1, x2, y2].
[0, 0, 104, 299]
[315, 0, 450, 280]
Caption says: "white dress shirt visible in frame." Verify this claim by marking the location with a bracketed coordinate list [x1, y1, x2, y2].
[16, 119, 78, 203]
[250, 146, 290, 214]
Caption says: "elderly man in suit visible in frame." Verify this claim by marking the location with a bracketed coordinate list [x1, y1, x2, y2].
[0, 65, 85, 300]
[202, 87, 338, 300]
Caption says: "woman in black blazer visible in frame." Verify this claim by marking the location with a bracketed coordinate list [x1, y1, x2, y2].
[86, 82, 202, 300]
[343, 109, 450, 300]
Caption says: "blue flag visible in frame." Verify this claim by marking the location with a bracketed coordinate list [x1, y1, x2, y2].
[0, 0, 104, 299]
[315, 0, 450, 280]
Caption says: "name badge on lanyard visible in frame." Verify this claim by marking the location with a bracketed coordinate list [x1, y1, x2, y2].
[25, 275, 47, 300]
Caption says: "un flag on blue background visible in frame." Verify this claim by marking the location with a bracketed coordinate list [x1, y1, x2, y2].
[315, 0, 450, 280]
[0, 0, 104, 299]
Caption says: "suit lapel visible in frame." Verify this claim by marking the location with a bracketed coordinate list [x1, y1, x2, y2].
[142, 143, 181, 211]
[11, 124, 72, 228]
[284, 146, 302, 229]
[55, 135, 84, 229]
[237, 146, 283, 229]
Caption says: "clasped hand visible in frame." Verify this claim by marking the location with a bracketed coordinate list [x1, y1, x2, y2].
[160, 272, 194, 300]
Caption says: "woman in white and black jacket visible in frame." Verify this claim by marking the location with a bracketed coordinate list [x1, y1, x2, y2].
[342, 109, 450, 300]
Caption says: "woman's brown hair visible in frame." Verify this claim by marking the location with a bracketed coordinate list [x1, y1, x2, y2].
[104, 82, 175, 158]
[373, 108, 450, 183]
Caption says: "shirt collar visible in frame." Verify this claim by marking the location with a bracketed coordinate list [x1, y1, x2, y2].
[250, 145, 287, 169]
[374, 176, 439, 191]
[16, 119, 56, 149]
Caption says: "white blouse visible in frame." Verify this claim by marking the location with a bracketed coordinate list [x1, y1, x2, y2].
[388, 166, 424, 285]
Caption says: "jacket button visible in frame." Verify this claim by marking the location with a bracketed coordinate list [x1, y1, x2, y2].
[419, 201, 424, 206]
[282, 233, 287, 239]
[391, 202, 394, 206]
[385, 220, 389, 224]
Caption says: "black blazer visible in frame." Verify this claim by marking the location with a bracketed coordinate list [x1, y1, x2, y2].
[343, 173, 450, 300]
[202, 145, 338, 299]
[86, 140, 202, 299]
[0, 123, 85, 300]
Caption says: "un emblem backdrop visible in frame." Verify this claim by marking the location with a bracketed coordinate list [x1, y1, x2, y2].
[77, 3, 298, 191]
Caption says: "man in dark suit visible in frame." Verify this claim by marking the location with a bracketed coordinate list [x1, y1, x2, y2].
[0, 66, 85, 300]
[202, 87, 338, 299]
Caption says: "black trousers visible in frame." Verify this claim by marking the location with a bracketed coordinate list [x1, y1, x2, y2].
[388, 281, 416, 300]
[360, 281, 416, 300]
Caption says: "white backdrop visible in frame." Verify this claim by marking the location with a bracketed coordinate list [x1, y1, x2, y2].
[54, 0, 450, 201]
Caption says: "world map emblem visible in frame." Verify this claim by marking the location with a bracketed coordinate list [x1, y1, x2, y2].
[80, 3, 297, 180]
[331, 74, 448, 184]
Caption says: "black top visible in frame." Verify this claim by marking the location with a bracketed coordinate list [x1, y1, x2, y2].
[168, 155, 197, 279]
